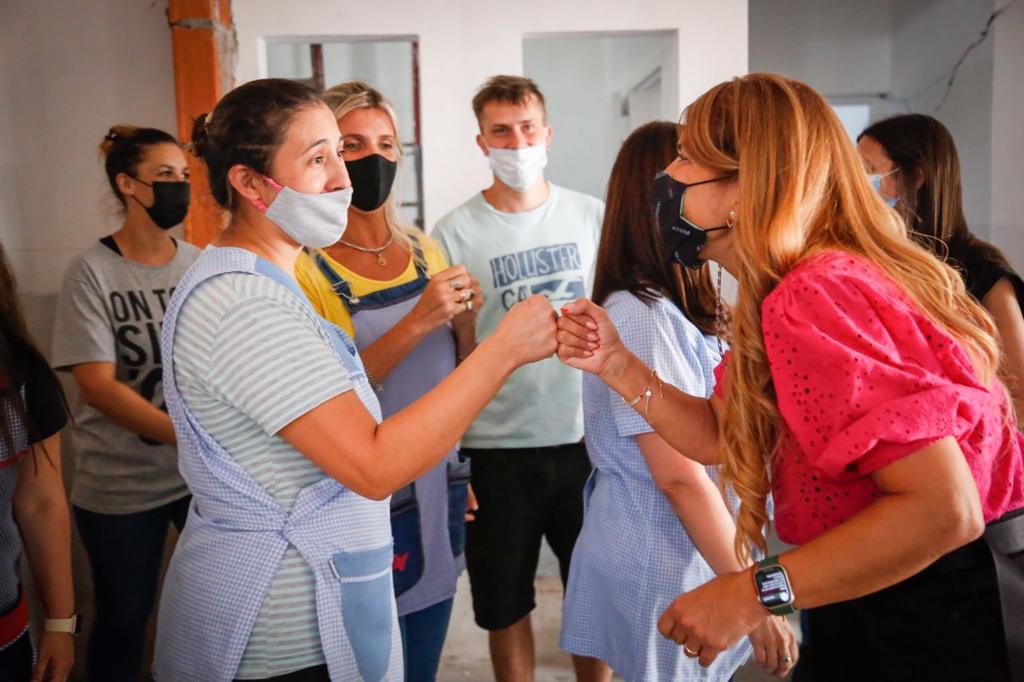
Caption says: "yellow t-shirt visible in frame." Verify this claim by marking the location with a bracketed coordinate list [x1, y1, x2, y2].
[295, 234, 450, 339]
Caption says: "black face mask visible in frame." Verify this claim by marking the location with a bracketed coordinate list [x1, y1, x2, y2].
[130, 179, 190, 230]
[651, 171, 731, 269]
[346, 154, 398, 212]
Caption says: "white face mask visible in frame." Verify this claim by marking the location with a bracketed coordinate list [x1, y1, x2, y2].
[487, 143, 548, 193]
[254, 177, 353, 249]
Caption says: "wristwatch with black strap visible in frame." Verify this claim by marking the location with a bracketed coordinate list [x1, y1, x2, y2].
[752, 555, 798, 616]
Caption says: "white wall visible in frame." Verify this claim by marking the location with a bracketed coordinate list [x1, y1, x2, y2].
[0, 0, 178, 302]
[990, 0, 1024, 267]
[749, 0, 1011, 247]
[889, 0, 994, 239]
[234, 0, 749, 231]
[749, 0, 892, 97]
[524, 33, 676, 201]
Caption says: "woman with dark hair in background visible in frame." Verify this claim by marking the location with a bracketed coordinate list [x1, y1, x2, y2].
[0, 242, 75, 681]
[50, 125, 197, 681]
[154, 78, 555, 681]
[858, 114, 1024, 415]
[559, 121, 795, 682]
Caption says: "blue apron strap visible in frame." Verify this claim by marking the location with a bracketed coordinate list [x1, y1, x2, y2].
[408, 233, 429, 282]
[311, 250, 359, 311]
[253, 257, 310, 302]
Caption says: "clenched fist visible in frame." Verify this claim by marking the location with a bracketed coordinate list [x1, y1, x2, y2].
[492, 295, 559, 367]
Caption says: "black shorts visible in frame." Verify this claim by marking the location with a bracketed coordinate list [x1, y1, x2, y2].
[462, 442, 591, 631]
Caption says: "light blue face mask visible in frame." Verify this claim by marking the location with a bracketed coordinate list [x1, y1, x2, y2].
[869, 170, 899, 208]
[250, 176, 354, 248]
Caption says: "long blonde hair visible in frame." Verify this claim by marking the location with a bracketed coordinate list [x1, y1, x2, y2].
[321, 81, 423, 261]
[683, 73, 1001, 561]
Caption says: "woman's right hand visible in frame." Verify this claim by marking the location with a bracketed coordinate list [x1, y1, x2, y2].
[492, 295, 558, 367]
[408, 265, 481, 335]
[556, 298, 625, 378]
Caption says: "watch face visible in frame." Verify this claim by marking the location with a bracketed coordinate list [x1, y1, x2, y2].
[755, 566, 793, 608]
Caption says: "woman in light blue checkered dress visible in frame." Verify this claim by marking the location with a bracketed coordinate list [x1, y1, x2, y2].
[560, 122, 796, 681]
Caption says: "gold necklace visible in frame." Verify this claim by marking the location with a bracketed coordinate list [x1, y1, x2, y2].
[338, 232, 395, 267]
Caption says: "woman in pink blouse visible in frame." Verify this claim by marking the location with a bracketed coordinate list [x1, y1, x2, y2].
[557, 73, 1024, 681]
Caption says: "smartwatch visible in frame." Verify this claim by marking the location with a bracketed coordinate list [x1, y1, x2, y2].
[752, 556, 797, 616]
[44, 614, 81, 636]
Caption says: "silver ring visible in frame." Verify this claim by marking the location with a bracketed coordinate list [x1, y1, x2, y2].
[782, 655, 793, 663]
[465, 289, 476, 300]
[467, 300, 473, 312]
[683, 644, 699, 657]
[450, 278, 462, 290]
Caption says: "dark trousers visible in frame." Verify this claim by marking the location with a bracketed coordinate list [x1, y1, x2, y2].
[463, 443, 591, 630]
[793, 537, 1010, 682]
[74, 496, 190, 682]
[0, 631, 32, 680]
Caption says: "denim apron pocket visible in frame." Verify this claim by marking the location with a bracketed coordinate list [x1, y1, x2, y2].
[332, 544, 395, 682]
[446, 482, 469, 558]
[390, 485, 425, 597]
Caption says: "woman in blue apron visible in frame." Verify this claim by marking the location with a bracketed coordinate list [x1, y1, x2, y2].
[296, 82, 479, 682]
[154, 78, 559, 682]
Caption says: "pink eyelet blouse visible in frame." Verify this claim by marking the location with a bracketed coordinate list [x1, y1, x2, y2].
[714, 250, 1024, 545]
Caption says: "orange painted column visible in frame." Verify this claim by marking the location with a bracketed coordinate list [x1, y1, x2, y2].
[167, 0, 235, 246]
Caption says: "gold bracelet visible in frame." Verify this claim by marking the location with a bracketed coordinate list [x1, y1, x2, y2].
[622, 369, 658, 409]
[643, 372, 664, 421]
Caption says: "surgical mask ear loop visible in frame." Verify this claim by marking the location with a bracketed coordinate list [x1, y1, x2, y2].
[248, 176, 283, 213]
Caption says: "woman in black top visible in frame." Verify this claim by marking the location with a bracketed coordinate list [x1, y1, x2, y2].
[0, 242, 75, 681]
[859, 113, 1024, 417]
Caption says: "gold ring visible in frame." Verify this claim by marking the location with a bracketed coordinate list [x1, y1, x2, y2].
[683, 644, 699, 657]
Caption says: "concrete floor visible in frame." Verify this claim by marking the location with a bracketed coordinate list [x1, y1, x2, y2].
[438, 546, 799, 682]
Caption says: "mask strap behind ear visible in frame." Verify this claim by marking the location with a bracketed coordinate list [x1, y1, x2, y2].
[250, 175, 282, 213]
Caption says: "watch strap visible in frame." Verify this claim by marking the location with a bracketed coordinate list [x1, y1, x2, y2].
[43, 614, 80, 635]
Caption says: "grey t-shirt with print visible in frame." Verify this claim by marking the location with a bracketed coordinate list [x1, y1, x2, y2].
[51, 239, 199, 514]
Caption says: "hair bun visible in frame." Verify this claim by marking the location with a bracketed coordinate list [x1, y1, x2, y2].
[98, 124, 137, 157]
[190, 113, 211, 160]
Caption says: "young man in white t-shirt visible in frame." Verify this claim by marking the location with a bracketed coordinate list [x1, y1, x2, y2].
[433, 76, 608, 681]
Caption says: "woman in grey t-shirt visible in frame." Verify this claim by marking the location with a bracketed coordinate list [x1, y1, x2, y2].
[51, 125, 198, 681]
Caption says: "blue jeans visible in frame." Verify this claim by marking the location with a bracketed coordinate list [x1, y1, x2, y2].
[395, 482, 465, 682]
[398, 598, 455, 682]
[74, 496, 190, 682]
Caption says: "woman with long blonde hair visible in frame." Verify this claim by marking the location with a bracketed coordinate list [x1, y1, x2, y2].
[556, 73, 1024, 681]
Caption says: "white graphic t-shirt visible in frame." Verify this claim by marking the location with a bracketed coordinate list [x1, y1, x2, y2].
[433, 183, 603, 448]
